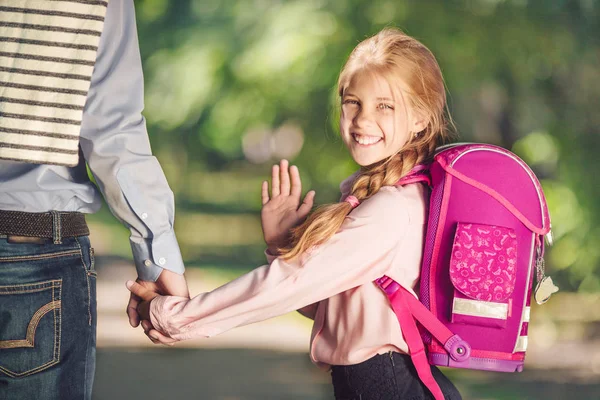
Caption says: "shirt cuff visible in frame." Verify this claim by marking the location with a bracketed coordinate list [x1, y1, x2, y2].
[150, 295, 216, 340]
[131, 229, 185, 282]
[149, 295, 170, 335]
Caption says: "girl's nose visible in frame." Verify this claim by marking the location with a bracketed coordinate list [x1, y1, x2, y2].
[353, 107, 374, 128]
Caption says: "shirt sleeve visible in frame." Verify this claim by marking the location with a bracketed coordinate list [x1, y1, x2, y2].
[78, 0, 184, 282]
[149, 188, 409, 340]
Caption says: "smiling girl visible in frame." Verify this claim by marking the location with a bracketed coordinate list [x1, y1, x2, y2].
[128, 28, 462, 399]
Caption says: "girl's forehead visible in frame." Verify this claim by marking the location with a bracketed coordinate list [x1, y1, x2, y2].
[343, 71, 406, 101]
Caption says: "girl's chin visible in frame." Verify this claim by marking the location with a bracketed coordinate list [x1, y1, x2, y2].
[351, 154, 387, 167]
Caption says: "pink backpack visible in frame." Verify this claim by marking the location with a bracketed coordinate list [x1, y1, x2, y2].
[375, 143, 557, 400]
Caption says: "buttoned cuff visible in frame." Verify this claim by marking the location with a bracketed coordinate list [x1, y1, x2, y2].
[131, 230, 185, 282]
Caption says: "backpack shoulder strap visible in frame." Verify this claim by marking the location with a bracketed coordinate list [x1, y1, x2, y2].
[375, 277, 471, 400]
[396, 164, 431, 187]
[388, 287, 446, 400]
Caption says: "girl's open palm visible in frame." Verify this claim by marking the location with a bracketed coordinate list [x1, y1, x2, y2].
[261, 159, 315, 254]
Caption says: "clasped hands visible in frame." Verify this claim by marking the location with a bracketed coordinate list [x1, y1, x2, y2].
[126, 159, 315, 345]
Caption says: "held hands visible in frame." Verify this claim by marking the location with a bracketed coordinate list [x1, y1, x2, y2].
[125, 280, 175, 345]
[126, 268, 188, 346]
[125, 160, 314, 345]
[261, 160, 315, 254]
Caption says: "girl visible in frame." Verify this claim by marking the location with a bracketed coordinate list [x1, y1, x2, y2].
[128, 28, 462, 400]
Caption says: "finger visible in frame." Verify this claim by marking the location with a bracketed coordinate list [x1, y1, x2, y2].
[141, 320, 177, 346]
[261, 181, 270, 205]
[126, 280, 156, 301]
[140, 321, 161, 345]
[126, 293, 140, 327]
[280, 159, 290, 196]
[147, 329, 177, 346]
[271, 165, 280, 197]
[297, 190, 316, 217]
[144, 329, 161, 344]
[290, 165, 302, 198]
[146, 333, 161, 345]
[141, 320, 153, 331]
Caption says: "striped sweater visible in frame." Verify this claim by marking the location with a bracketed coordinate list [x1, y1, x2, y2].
[0, 0, 108, 166]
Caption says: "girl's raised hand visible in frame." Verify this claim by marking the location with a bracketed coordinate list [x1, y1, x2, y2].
[261, 159, 315, 254]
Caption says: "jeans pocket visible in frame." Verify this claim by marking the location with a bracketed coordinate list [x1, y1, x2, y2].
[0, 279, 62, 378]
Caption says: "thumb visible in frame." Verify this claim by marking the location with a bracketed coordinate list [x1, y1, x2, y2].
[297, 190, 315, 217]
[126, 280, 157, 301]
[126, 293, 141, 328]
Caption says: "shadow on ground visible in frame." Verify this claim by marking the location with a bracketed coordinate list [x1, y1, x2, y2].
[93, 348, 599, 400]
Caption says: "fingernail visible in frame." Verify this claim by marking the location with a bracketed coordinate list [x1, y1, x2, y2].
[126, 281, 134, 289]
[150, 335, 158, 340]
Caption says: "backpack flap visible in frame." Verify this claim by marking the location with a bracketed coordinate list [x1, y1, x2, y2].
[449, 223, 517, 329]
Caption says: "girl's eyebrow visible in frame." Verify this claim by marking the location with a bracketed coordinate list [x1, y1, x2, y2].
[343, 93, 394, 102]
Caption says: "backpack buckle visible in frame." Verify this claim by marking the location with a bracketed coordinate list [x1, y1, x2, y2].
[444, 334, 471, 362]
[375, 276, 401, 295]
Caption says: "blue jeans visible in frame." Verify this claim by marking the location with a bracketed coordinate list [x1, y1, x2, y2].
[0, 236, 97, 400]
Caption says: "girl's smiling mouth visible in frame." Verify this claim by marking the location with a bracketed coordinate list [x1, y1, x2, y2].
[352, 133, 383, 146]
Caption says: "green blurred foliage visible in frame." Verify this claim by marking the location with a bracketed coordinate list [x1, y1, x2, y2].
[111, 0, 599, 291]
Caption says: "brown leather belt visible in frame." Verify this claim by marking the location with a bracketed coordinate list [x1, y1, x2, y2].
[0, 210, 89, 244]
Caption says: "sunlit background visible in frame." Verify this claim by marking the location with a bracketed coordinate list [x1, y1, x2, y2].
[91, 1, 600, 399]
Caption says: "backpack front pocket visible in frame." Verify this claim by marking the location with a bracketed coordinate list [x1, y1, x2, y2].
[449, 223, 517, 329]
[0, 279, 62, 378]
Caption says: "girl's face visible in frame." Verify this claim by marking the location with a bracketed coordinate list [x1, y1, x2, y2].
[340, 72, 425, 166]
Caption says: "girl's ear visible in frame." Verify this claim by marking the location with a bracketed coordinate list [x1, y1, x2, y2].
[411, 110, 429, 134]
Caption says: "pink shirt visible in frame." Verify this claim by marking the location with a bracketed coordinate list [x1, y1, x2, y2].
[150, 174, 428, 369]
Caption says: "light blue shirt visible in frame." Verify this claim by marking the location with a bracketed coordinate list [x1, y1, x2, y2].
[0, 0, 184, 282]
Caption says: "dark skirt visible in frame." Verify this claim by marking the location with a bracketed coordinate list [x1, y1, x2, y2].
[331, 352, 462, 400]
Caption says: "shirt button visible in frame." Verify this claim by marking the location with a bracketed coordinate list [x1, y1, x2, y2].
[158, 257, 166, 266]
[144, 259, 152, 267]
[141, 212, 148, 220]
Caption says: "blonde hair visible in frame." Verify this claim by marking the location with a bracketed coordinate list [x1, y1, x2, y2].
[279, 27, 455, 260]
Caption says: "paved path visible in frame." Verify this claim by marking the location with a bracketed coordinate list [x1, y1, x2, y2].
[92, 348, 600, 400]
[93, 259, 600, 399]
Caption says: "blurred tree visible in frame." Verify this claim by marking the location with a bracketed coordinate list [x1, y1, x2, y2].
[125, 0, 599, 292]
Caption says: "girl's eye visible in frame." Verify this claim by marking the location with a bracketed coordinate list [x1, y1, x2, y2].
[343, 99, 359, 106]
[378, 103, 394, 110]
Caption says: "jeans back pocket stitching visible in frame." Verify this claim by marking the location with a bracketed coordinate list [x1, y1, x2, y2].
[0, 279, 62, 295]
[0, 250, 81, 263]
[0, 280, 62, 378]
[0, 301, 60, 349]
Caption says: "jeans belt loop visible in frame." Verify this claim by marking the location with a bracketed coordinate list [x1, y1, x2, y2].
[50, 211, 62, 244]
